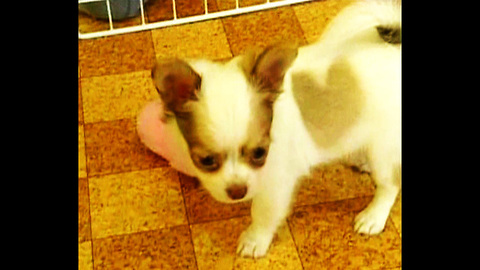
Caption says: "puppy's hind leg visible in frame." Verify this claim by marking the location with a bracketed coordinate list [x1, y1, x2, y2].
[354, 145, 400, 235]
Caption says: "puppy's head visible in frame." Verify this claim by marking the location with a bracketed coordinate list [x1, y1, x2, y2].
[151, 45, 297, 203]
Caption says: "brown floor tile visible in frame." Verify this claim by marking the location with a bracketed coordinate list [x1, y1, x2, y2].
[215, 0, 287, 12]
[84, 118, 168, 177]
[151, 19, 232, 60]
[241, 0, 270, 7]
[79, 124, 87, 179]
[147, 0, 219, 23]
[288, 197, 401, 270]
[191, 216, 303, 270]
[176, 0, 219, 18]
[179, 173, 251, 224]
[79, 241, 94, 270]
[216, 0, 264, 10]
[79, 177, 91, 243]
[222, 6, 306, 56]
[295, 163, 375, 207]
[89, 167, 187, 239]
[112, 15, 143, 30]
[92, 226, 197, 270]
[293, 0, 355, 43]
[78, 11, 110, 35]
[231, 0, 290, 8]
[145, 0, 174, 23]
[80, 71, 159, 123]
[79, 31, 155, 78]
[214, 0, 236, 11]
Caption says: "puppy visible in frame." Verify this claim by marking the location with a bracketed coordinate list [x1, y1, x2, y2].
[150, 0, 401, 258]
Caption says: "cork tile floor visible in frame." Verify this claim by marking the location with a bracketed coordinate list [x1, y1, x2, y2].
[78, 0, 402, 269]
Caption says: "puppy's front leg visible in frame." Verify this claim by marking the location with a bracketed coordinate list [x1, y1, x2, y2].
[237, 177, 295, 258]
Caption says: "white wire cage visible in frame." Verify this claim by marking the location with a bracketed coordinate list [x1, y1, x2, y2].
[78, 0, 313, 39]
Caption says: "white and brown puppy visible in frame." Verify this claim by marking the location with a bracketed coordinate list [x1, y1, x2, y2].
[150, 0, 401, 258]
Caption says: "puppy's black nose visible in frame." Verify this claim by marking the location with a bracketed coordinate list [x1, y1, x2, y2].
[226, 184, 247, 200]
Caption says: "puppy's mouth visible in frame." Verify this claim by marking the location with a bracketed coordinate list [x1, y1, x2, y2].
[220, 195, 251, 204]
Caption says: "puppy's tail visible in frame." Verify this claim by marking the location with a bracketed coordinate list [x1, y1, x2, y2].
[319, 0, 401, 46]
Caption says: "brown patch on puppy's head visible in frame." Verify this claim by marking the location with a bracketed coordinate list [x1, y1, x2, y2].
[239, 44, 298, 168]
[241, 44, 298, 97]
[151, 58, 202, 118]
[151, 57, 205, 166]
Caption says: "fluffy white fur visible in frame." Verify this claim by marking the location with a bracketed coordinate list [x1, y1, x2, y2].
[239, 1, 401, 257]
[139, 0, 401, 259]
[240, 1, 400, 257]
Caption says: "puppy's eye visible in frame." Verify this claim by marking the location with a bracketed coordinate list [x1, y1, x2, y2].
[252, 147, 266, 160]
[200, 155, 215, 167]
[249, 147, 268, 167]
[195, 154, 220, 172]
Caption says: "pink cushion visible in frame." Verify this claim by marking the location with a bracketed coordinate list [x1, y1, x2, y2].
[137, 100, 197, 177]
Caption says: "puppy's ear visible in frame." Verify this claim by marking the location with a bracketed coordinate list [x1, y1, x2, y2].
[151, 58, 201, 115]
[249, 44, 298, 93]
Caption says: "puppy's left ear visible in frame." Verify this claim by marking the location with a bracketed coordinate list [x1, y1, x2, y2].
[151, 58, 201, 116]
[250, 44, 298, 92]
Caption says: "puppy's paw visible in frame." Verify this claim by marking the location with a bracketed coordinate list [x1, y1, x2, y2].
[354, 206, 388, 235]
[236, 226, 274, 259]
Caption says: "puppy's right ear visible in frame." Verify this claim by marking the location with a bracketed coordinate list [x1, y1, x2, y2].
[151, 58, 202, 115]
[240, 44, 298, 95]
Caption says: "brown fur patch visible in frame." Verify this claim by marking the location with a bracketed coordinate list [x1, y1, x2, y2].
[238, 44, 298, 168]
[176, 112, 227, 173]
[241, 92, 273, 168]
[151, 58, 222, 172]
[151, 58, 201, 117]
[240, 44, 298, 98]
[291, 57, 365, 148]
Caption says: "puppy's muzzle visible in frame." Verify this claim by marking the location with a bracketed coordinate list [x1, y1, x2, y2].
[226, 184, 248, 200]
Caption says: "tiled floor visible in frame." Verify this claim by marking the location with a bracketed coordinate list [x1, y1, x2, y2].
[78, 0, 402, 269]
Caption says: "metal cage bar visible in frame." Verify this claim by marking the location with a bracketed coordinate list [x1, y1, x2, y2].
[79, 0, 313, 39]
[172, 0, 177, 20]
[105, 0, 113, 30]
